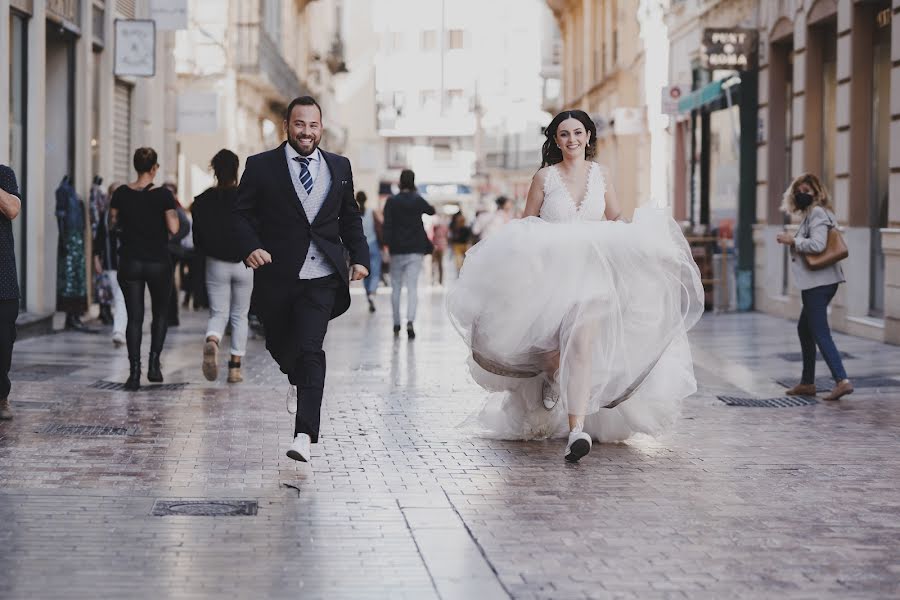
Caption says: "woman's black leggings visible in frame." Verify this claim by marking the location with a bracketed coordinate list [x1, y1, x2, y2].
[118, 258, 173, 361]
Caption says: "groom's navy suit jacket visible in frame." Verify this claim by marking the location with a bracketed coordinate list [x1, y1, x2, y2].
[233, 142, 370, 319]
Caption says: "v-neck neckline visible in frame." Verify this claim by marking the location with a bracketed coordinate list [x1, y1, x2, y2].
[552, 162, 594, 212]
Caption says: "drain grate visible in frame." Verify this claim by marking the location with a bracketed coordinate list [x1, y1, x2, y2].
[38, 423, 138, 436]
[14, 401, 57, 410]
[718, 395, 818, 407]
[90, 380, 189, 392]
[10, 363, 84, 381]
[776, 351, 855, 362]
[152, 500, 258, 517]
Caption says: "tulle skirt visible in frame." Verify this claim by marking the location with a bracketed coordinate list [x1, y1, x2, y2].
[446, 207, 704, 443]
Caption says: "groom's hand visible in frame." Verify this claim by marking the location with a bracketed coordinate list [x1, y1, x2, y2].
[349, 264, 369, 281]
[245, 248, 272, 269]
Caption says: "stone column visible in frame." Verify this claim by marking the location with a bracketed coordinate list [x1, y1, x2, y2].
[883, 0, 900, 344]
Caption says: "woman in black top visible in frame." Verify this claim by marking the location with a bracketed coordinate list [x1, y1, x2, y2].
[191, 149, 253, 384]
[110, 147, 179, 390]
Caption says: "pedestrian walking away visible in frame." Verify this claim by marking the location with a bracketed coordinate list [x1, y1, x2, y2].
[234, 96, 369, 464]
[776, 173, 853, 402]
[192, 149, 253, 384]
[163, 182, 191, 327]
[357, 190, 383, 313]
[0, 165, 22, 420]
[109, 147, 180, 390]
[449, 211, 472, 276]
[383, 168, 436, 339]
[447, 109, 704, 462]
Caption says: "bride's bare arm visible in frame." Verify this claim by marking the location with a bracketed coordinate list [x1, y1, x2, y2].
[604, 178, 623, 221]
[523, 169, 548, 218]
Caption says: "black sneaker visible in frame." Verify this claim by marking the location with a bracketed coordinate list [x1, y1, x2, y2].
[407, 322, 416, 339]
[393, 325, 401, 336]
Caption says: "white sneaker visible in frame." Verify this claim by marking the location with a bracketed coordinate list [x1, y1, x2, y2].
[565, 431, 592, 463]
[112, 332, 125, 347]
[286, 433, 311, 463]
[285, 386, 297, 415]
[542, 379, 560, 411]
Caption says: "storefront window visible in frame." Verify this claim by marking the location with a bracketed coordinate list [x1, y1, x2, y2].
[8, 10, 28, 306]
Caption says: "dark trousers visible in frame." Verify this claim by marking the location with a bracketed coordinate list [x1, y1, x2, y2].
[0, 299, 18, 399]
[118, 258, 173, 361]
[260, 275, 339, 443]
[799, 283, 848, 384]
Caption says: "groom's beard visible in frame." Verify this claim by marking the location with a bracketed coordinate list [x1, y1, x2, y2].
[288, 134, 320, 157]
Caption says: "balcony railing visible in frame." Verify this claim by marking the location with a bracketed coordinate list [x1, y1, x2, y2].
[234, 21, 305, 105]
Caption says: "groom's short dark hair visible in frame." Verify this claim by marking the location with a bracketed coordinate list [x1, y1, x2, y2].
[285, 96, 323, 121]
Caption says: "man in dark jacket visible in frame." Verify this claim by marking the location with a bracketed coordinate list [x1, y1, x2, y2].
[234, 96, 369, 463]
[382, 169, 435, 339]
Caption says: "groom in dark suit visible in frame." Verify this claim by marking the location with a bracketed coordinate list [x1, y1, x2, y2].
[234, 96, 369, 463]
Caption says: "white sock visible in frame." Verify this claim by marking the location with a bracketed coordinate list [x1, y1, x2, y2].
[570, 417, 585, 434]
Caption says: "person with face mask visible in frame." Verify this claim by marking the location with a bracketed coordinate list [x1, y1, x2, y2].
[234, 96, 370, 464]
[776, 173, 852, 402]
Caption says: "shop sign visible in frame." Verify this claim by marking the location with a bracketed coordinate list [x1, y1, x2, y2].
[702, 29, 758, 70]
[177, 93, 219, 134]
[115, 19, 156, 77]
[662, 84, 690, 115]
[877, 8, 891, 28]
[151, 0, 189, 31]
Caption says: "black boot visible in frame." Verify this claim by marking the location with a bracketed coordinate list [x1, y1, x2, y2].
[147, 352, 163, 383]
[125, 360, 141, 391]
[99, 305, 113, 325]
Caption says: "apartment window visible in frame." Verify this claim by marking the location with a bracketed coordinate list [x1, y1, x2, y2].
[390, 31, 403, 52]
[446, 89, 466, 113]
[448, 29, 465, 50]
[387, 139, 411, 168]
[262, 0, 281, 45]
[420, 89, 439, 111]
[421, 30, 437, 51]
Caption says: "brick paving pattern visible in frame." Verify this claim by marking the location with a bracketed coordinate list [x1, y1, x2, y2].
[1, 288, 899, 599]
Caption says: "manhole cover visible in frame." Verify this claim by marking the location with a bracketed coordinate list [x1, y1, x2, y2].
[718, 396, 818, 407]
[90, 380, 189, 392]
[776, 352, 855, 362]
[10, 363, 84, 381]
[152, 500, 258, 517]
[38, 423, 138, 435]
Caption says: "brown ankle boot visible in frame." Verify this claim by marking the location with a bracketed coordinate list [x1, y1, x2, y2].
[227, 360, 243, 384]
[823, 379, 853, 401]
[785, 383, 817, 396]
[0, 398, 12, 420]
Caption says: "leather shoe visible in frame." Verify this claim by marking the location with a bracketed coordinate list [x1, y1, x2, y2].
[785, 383, 817, 396]
[823, 379, 853, 401]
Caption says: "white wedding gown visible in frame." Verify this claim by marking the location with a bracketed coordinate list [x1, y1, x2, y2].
[446, 162, 704, 442]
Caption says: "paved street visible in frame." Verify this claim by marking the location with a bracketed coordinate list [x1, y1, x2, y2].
[1, 287, 899, 599]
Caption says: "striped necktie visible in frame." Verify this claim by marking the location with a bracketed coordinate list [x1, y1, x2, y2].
[293, 156, 314, 195]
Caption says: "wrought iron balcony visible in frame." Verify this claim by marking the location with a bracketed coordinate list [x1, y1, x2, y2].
[234, 19, 306, 105]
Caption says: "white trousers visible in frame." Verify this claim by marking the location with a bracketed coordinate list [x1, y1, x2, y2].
[205, 257, 254, 356]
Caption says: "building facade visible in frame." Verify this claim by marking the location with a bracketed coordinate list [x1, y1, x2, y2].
[1, 0, 177, 320]
[755, 0, 900, 344]
[546, 0, 653, 218]
[175, 0, 348, 203]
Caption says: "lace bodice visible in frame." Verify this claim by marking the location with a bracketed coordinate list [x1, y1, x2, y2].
[539, 162, 607, 223]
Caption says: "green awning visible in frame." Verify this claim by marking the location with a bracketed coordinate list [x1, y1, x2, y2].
[678, 80, 724, 113]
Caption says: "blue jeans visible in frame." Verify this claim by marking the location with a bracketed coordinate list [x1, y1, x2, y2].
[798, 283, 848, 384]
[364, 240, 382, 296]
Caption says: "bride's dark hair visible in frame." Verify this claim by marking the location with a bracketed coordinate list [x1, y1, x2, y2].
[540, 110, 597, 168]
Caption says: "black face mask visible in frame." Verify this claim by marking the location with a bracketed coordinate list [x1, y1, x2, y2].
[794, 192, 814, 210]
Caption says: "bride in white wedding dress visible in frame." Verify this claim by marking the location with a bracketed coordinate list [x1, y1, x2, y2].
[446, 110, 704, 462]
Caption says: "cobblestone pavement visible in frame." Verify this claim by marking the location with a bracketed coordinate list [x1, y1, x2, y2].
[1, 288, 899, 599]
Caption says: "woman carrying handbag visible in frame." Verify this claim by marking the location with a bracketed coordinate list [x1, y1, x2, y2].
[776, 173, 853, 401]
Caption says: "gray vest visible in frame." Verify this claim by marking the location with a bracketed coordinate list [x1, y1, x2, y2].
[294, 157, 336, 279]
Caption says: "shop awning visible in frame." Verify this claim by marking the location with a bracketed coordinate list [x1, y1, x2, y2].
[678, 80, 724, 113]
